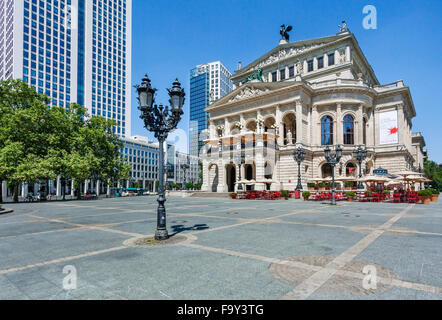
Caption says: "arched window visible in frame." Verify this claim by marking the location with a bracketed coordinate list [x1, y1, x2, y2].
[343, 115, 354, 145]
[321, 116, 333, 145]
[346, 163, 356, 177]
[322, 163, 332, 178]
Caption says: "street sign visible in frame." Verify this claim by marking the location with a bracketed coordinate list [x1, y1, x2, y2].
[373, 168, 388, 175]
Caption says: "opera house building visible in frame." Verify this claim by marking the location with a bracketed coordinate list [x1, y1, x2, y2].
[201, 26, 426, 193]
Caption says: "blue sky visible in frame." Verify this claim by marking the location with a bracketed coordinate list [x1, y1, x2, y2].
[130, 0, 442, 162]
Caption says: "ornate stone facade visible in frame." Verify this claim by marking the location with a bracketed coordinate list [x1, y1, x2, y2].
[201, 30, 424, 193]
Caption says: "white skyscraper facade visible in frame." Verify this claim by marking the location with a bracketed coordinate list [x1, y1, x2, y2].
[0, 0, 131, 137]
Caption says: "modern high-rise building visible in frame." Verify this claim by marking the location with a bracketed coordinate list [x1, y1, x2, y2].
[0, 0, 132, 137]
[189, 61, 233, 157]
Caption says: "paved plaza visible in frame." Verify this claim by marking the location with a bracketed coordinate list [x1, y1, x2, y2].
[0, 196, 441, 300]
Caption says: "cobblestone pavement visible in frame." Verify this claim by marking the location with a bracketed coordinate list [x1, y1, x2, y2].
[0, 196, 441, 299]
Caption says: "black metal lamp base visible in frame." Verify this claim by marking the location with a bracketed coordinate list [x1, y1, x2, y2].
[155, 229, 169, 240]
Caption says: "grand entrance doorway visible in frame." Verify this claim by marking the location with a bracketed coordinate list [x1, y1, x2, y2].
[226, 164, 236, 192]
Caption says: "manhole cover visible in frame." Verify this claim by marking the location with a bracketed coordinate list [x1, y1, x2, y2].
[170, 220, 188, 224]
[269, 255, 397, 296]
[227, 212, 239, 215]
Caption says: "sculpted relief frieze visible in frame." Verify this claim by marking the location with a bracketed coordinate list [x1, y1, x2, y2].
[228, 87, 270, 103]
[247, 43, 324, 72]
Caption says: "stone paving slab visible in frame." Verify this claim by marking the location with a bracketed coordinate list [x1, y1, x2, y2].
[0, 195, 441, 299]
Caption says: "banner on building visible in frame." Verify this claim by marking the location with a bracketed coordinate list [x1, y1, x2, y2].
[379, 110, 398, 145]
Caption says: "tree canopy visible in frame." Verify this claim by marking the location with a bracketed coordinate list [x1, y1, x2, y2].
[0, 79, 130, 202]
[424, 159, 441, 191]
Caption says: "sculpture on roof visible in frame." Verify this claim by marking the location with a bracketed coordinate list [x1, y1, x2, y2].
[339, 20, 348, 32]
[280, 24, 293, 41]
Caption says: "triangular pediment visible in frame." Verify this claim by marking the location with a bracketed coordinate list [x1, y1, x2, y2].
[232, 33, 351, 79]
[205, 82, 296, 110]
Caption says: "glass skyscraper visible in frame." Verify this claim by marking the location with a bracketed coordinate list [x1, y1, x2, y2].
[189, 61, 233, 157]
[0, 0, 132, 137]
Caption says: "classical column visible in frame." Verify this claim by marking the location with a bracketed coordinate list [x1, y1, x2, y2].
[336, 103, 342, 145]
[84, 180, 89, 194]
[296, 101, 303, 144]
[2, 181, 6, 202]
[311, 105, 319, 145]
[56, 176, 61, 197]
[268, 72, 272, 82]
[126, 180, 129, 188]
[397, 104, 405, 146]
[303, 60, 308, 74]
[275, 105, 283, 146]
[96, 180, 100, 196]
[240, 113, 245, 133]
[70, 180, 75, 197]
[346, 46, 351, 62]
[107, 180, 111, 197]
[324, 53, 328, 67]
[257, 109, 263, 134]
[209, 120, 216, 139]
[357, 104, 364, 145]
[224, 117, 230, 136]
[21, 183, 27, 198]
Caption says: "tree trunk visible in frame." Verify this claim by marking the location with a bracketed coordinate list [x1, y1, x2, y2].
[62, 178, 66, 201]
[0, 181, 3, 204]
[13, 183, 19, 203]
[77, 180, 82, 200]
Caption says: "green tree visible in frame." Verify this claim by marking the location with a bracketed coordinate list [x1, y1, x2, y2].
[0, 80, 129, 202]
[424, 159, 442, 191]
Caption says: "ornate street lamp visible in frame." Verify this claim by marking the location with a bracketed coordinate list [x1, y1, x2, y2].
[234, 150, 245, 191]
[136, 75, 185, 240]
[324, 145, 343, 205]
[181, 163, 190, 190]
[418, 165, 423, 190]
[352, 145, 367, 189]
[293, 146, 306, 190]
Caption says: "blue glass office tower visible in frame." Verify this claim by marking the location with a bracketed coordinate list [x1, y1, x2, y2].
[0, 0, 132, 137]
[189, 66, 209, 157]
[189, 61, 233, 157]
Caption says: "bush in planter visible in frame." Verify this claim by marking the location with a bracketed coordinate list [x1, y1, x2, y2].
[345, 191, 355, 202]
[229, 193, 237, 199]
[307, 182, 316, 189]
[302, 191, 311, 200]
[344, 181, 354, 189]
[318, 182, 326, 189]
[430, 188, 440, 201]
[418, 189, 432, 204]
[280, 190, 289, 199]
[365, 190, 372, 195]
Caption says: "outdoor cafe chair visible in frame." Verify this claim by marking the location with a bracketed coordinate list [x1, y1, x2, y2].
[392, 193, 402, 203]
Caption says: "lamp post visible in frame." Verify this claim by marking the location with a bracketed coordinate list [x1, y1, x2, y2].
[234, 150, 245, 191]
[181, 163, 189, 190]
[352, 145, 367, 189]
[418, 165, 423, 190]
[324, 145, 343, 205]
[136, 75, 185, 240]
[293, 146, 306, 190]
